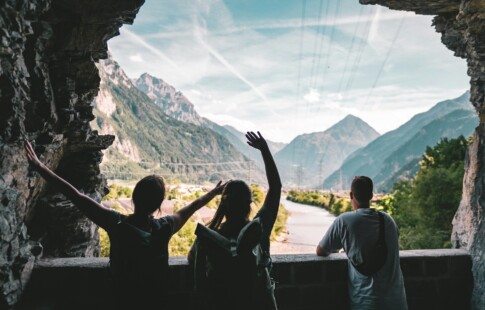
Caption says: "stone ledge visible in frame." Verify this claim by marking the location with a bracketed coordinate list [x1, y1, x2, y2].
[18, 249, 472, 310]
[35, 248, 470, 268]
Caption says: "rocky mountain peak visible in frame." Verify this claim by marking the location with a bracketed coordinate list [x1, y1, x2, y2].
[134, 73, 203, 125]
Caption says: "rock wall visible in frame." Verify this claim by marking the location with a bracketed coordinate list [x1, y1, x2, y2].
[361, 0, 485, 308]
[0, 0, 144, 307]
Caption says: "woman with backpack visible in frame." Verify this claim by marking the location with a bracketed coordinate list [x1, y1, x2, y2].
[23, 139, 225, 308]
[189, 131, 282, 310]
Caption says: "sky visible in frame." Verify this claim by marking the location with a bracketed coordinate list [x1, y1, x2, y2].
[108, 0, 470, 143]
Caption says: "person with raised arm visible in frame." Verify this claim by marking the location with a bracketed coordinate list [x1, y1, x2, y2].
[189, 131, 282, 310]
[24, 139, 225, 308]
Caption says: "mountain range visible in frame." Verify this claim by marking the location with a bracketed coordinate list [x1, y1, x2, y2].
[92, 55, 476, 192]
[274, 115, 380, 187]
[323, 91, 477, 192]
[132, 73, 286, 171]
[92, 56, 254, 183]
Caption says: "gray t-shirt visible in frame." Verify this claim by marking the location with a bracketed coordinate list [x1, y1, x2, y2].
[319, 208, 408, 310]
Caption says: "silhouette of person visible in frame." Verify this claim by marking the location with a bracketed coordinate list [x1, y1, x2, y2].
[24, 139, 225, 308]
[189, 131, 282, 310]
[317, 176, 407, 309]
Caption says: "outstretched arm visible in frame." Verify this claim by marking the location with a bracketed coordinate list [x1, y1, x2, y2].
[172, 181, 226, 234]
[246, 132, 282, 231]
[24, 140, 117, 230]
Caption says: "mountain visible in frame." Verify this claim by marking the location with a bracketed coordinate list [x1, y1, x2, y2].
[273, 115, 380, 187]
[133, 72, 286, 172]
[133, 73, 204, 125]
[204, 121, 287, 169]
[323, 92, 477, 192]
[91, 57, 252, 182]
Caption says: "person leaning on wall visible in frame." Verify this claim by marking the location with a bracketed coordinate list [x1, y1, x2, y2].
[316, 176, 408, 310]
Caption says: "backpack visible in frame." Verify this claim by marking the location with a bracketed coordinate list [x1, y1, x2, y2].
[193, 218, 278, 310]
[351, 211, 388, 277]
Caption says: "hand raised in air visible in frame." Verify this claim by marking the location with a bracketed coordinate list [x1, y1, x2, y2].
[246, 131, 269, 151]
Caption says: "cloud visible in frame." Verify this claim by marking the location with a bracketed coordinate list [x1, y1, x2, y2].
[192, 21, 267, 101]
[201, 113, 257, 132]
[304, 88, 321, 103]
[142, 9, 416, 39]
[121, 28, 179, 68]
[129, 53, 145, 63]
[106, 0, 469, 143]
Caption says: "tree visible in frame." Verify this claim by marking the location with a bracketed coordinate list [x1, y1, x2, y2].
[390, 136, 468, 249]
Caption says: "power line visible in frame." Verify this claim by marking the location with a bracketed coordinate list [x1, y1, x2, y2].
[308, 0, 325, 89]
[363, 16, 406, 105]
[341, 7, 376, 100]
[311, 0, 332, 90]
[291, 0, 308, 172]
[336, 5, 365, 95]
[319, 0, 341, 93]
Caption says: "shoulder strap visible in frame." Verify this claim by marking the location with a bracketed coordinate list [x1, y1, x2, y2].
[195, 220, 263, 257]
[195, 223, 232, 255]
[377, 211, 386, 245]
[236, 218, 262, 256]
[351, 210, 388, 277]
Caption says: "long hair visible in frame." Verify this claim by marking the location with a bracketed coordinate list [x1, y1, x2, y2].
[207, 180, 252, 231]
[132, 175, 166, 216]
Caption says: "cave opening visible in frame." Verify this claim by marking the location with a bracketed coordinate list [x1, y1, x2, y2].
[1, 0, 484, 308]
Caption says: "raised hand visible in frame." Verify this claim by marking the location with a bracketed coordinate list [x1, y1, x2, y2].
[246, 131, 269, 151]
[208, 180, 227, 196]
[24, 139, 45, 171]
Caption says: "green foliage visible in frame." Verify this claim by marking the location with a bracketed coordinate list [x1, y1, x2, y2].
[169, 219, 197, 256]
[92, 72, 253, 183]
[102, 183, 133, 201]
[250, 184, 289, 240]
[372, 195, 395, 215]
[271, 203, 289, 240]
[99, 228, 110, 257]
[287, 190, 351, 216]
[375, 136, 468, 249]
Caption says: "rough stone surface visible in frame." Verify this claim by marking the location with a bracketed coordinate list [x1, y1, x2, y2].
[360, 0, 461, 15]
[0, 0, 144, 306]
[360, 0, 485, 309]
[17, 250, 473, 310]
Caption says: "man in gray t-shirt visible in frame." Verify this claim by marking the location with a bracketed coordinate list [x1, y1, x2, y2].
[317, 176, 407, 310]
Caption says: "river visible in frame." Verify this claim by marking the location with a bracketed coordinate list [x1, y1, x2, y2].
[271, 198, 336, 254]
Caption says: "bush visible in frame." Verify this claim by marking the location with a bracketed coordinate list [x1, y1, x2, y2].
[103, 183, 133, 201]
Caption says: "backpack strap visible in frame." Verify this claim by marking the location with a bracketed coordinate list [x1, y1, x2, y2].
[195, 220, 263, 257]
[237, 218, 262, 256]
[195, 223, 232, 255]
[377, 211, 386, 246]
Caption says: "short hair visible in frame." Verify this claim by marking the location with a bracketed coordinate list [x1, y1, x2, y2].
[351, 176, 373, 205]
[132, 175, 166, 215]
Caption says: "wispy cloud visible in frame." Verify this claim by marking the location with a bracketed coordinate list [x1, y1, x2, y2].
[129, 53, 145, 63]
[143, 10, 416, 39]
[107, 0, 469, 142]
[192, 19, 267, 101]
[122, 28, 179, 68]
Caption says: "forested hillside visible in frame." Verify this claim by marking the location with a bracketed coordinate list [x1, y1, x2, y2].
[91, 56, 252, 182]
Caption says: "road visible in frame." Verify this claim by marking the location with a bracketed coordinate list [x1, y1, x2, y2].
[271, 198, 336, 254]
